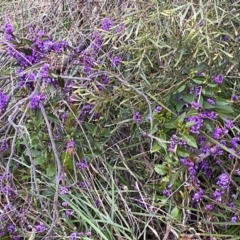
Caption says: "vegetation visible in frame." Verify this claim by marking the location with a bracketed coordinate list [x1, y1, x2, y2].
[1, 0, 240, 239]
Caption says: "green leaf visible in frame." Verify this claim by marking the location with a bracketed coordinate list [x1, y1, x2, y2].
[171, 206, 181, 220]
[174, 112, 186, 126]
[177, 148, 190, 157]
[47, 164, 56, 177]
[47, 114, 59, 123]
[182, 94, 194, 104]
[61, 152, 73, 170]
[34, 156, 47, 165]
[58, 76, 65, 88]
[185, 121, 196, 128]
[182, 134, 198, 148]
[192, 78, 204, 84]
[204, 119, 215, 132]
[203, 101, 215, 109]
[207, 83, 218, 88]
[163, 122, 175, 129]
[175, 102, 185, 112]
[49, 71, 59, 79]
[154, 164, 168, 176]
[151, 142, 162, 153]
[29, 149, 42, 157]
[215, 105, 234, 114]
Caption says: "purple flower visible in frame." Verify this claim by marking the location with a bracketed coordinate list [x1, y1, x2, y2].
[0, 139, 8, 151]
[198, 20, 204, 26]
[80, 182, 89, 188]
[207, 98, 215, 105]
[214, 75, 224, 84]
[217, 173, 229, 190]
[0, 91, 9, 110]
[212, 127, 227, 140]
[60, 186, 69, 195]
[222, 35, 229, 41]
[192, 188, 203, 202]
[102, 18, 113, 31]
[225, 119, 234, 129]
[35, 222, 45, 232]
[195, 86, 202, 96]
[65, 210, 74, 216]
[70, 232, 77, 240]
[186, 115, 203, 134]
[133, 111, 141, 124]
[76, 158, 89, 170]
[66, 141, 75, 149]
[8, 224, 16, 234]
[112, 56, 122, 67]
[231, 215, 238, 223]
[205, 204, 213, 211]
[162, 189, 171, 197]
[199, 110, 218, 119]
[196, 71, 203, 76]
[62, 201, 68, 207]
[30, 94, 46, 109]
[86, 231, 92, 237]
[169, 134, 178, 152]
[40, 63, 50, 78]
[155, 105, 162, 113]
[212, 189, 224, 202]
[191, 102, 201, 110]
[232, 95, 238, 101]
[3, 22, 13, 41]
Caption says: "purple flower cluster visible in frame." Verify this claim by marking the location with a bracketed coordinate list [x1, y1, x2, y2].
[69, 231, 91, 240]
[192, 188, 203, 202]
[30, 94, 46, 109]
[132, 111, 141, 124]
[214, 75, 224, 84]
[155, 105, 162, 113]
[0, 91, 9, 110]
[102, 18, 113, 31]
[0, 139, 8, 151]
[0, 174, 23, 239]
[3, 22, 67, 88]
[191, 101, 201, 110]
[35, 222, 45, 232]
[76, 158, 89, 170]
[216, 173, 229, 190]
[3, 21, 13, 41]
[66, 140, 75, 149]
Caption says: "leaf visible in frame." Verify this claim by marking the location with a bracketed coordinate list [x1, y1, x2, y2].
[175, 102, 185, 112]
[34, 156, 47, 165]
[192, 78, 204, 84]
[215, 105, 234, 114]
[29, 149, 42, 157]
[151, 142, 161, 153]
[203, 101, 215, 109]
[47, 164, 56, 177]
[174, 112, 186, 126]
[47, 114, 59, 123]
[154, 164, 168, 176]
[182, 94, 194, 104]
[61, 152, 73, 170]
[164, 122, 175, 129]
[58, 76, 65, 88]
[204, 119, 215, 132]
[177, 148, 190, 157]
[182, 134, 198, 148]
[185, 121, 196, 128]
[171, 206, 180, 220]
